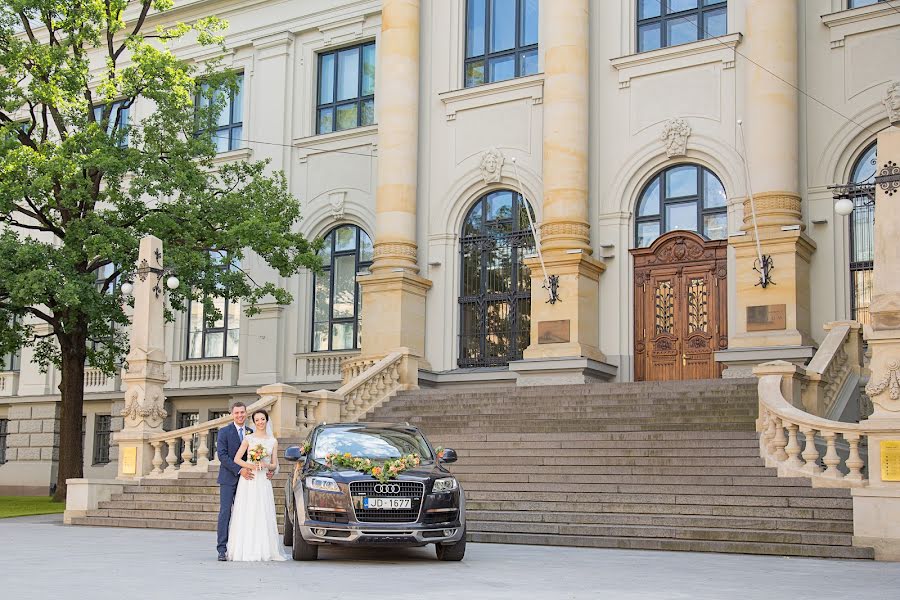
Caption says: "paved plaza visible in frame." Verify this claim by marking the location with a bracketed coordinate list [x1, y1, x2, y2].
[4, 514, 900, 600]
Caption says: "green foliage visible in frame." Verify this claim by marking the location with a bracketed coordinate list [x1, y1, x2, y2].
[0, 1, 321, 375]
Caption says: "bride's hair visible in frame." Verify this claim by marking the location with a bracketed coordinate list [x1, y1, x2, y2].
[251, 409, 269, 423]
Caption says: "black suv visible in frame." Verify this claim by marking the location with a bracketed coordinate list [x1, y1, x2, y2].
[283, 423, 466, 561]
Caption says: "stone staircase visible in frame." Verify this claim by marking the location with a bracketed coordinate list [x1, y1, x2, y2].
[69, 447, 299, 533]
[364, 379, 874, 559]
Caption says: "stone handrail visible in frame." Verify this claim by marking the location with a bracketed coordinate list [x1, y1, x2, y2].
[336, 350, 412, 422]
[146, 395, 277, 477]
[800, 321, 864, 418]
[755, 366, 900, 488]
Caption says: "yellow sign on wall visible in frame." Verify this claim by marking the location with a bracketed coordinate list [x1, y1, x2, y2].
[121, 446, 137, 475]
[882, 440, 900, 482]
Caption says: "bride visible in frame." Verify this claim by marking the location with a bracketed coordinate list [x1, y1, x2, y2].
[227, 409, 289, 561]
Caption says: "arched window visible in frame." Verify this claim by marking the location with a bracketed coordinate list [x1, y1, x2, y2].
[848, 142, 877, 324]
[312, 225, 373, 352]
[635, 164, 728, 248]
[459, 190, 535, 367]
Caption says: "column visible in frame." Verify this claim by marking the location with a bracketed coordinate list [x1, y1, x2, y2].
[852, 126, 900, 561]
[358, 0, 432, 360]
[114, 235, 169, 479]
[727, 0, 816, 357]
[517, 0, 607, 381]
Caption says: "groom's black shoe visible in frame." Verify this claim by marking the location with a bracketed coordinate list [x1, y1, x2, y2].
[217, 553, 227, 562]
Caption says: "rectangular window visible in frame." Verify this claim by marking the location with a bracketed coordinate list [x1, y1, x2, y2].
[196, 73, 244, 153]
[0, 419, 8, 464]
[849, 0, 883, 8]
[187, 254, 240, 359]
[209, 410, 231, 459]
[317, 42, 376, 135]
[637, 0, 726, 53]
[465, 0, 539, 88]
[92, 100, 130, 147]
[92, 415, 112, 465]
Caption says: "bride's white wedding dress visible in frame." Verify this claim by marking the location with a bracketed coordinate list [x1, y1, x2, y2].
[226, 434, 289, 561]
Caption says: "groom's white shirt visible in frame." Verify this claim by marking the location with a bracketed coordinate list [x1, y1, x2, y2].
[235, 422, 244, 440]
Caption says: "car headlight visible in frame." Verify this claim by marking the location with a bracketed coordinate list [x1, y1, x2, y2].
[432, 477, 458, 493]
[306, 476, 341, 493]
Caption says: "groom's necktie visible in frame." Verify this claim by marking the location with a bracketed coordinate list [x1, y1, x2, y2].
[239, 427, 244, 442]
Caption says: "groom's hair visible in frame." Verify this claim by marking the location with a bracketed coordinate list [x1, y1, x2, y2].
[251, 409, 269, 422]
[230, 401, 247, 412]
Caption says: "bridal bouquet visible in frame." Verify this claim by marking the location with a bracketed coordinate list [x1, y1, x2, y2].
[248, 443, 269, 464]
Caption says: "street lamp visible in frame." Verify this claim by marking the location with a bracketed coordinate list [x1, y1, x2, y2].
[120, 248, 179, 298]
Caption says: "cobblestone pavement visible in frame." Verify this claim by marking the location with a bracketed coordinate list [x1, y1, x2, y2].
[4, 514, 900, 600]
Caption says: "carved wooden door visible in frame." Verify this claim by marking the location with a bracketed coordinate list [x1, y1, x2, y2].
[631, 232, 727, 381]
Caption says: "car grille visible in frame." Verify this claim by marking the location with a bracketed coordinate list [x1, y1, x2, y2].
[308, 510, 349, 524]
[350, 481, 424, 523]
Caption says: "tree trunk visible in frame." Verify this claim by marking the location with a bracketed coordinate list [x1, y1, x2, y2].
[53, 332, 88, 502]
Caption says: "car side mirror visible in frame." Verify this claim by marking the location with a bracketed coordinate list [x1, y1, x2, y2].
[284, 445, 305, 462]
[438, 448, 458, 464]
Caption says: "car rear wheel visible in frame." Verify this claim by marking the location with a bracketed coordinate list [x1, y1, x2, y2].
[283, 506, 294, 547]
[435, 529, 466, 562]
[291, 510, 319, 561]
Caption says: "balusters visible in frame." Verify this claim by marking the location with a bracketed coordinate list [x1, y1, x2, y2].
[799, 426, 822, 474]
[844, 432, 864, 482]
[151, 441, 164, 475]
[164, 439, 178, 474]
[765, 412, 779, 456]
[784, 422, 803, 468]
[196, 432, 210, 468]
[771, 417, 788, 462]
[180, 435, 194, 467]
[821, 431, 842, 479]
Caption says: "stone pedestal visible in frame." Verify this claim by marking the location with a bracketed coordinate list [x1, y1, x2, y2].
[851, 127, 900, 560]
[258, 383, 303, 438]
[112, 236, 170, 480]
[358, 270, 431, 360]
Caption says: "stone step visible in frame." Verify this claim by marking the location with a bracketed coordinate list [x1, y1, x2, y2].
[71, 515, 286, 535]
[459, 481, 850, 498]
[468, 519, 854, 547]
[434, 439, 761, 450]
[373, 400, 759, 413]
[397, 380, 758, 396]
[448, 464, 778, 477]
[454, 455, 766, 467]
[452, 473, 808, 487]
[465, 532, 874, 560]
[452, 447, 760, 458]
[419, 423, 757, 434]
[88, 508, 285, 524]
[462, 490, 853, 509]
[464, 499, 854, 521]
[464, 510, 855, 533]
[427, 431, 761, 443]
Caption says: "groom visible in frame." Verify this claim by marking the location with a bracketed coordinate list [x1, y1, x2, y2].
[216, 401, 272, 561]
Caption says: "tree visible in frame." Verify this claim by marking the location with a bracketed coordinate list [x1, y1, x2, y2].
[0, 1, 320, 501]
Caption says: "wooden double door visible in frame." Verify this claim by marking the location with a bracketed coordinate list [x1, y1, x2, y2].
[631, 232, 728, 381]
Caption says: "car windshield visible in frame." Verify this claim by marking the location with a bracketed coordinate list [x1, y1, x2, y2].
[313, 427, 433, 461]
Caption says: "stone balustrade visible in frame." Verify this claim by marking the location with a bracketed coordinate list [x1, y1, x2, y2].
[755, 367, 900, 487]
[169, 357, 239, 389]
[800, 321, 864, 418]
[337, 349, 418, 421]
[146, 395, 278, 477]
[294, 350, 360, 383]
[83, 367, 122, 393]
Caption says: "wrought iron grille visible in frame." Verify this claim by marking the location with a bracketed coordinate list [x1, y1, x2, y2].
[458, 190, 534, 368]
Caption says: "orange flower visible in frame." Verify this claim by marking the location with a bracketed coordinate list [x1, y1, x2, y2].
[372, 466, 383, 476]
[343, 452, 352, 459]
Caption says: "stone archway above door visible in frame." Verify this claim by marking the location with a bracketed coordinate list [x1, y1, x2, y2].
[630, 231, 728, 382]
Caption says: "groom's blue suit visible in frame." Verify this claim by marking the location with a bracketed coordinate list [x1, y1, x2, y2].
[216, 422, 252, 556]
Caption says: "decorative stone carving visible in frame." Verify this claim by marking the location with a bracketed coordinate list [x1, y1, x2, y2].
[372, 242, 418, 261]
[329, 191, 346, 220]
[539, 222, 590, 239]
[479, 148, 504, 184]
[884, 81, 900, 127]
[865, 360, 900, 401]
[660, 118, 691, 158]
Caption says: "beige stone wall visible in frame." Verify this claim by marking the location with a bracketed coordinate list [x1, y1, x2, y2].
[0, 0, 897, 452]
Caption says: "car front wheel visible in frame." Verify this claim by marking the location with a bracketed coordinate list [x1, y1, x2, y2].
[291, 510, 319, 561]
[435, 528, 466, 562]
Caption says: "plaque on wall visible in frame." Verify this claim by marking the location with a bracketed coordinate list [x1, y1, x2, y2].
[121, 446, 137, 475]
[882, 440, 900, 482]
[538, 320, 570, 344]
[746, 304, 786, 332]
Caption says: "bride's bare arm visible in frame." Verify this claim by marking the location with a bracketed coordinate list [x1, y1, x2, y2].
[233, 439, 254, 469]
[268, 441, 279, 472]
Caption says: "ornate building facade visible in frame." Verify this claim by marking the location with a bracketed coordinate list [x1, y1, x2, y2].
[1, 0, 899, 493]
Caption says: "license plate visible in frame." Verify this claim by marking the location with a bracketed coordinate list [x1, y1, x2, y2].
[363, 497, 412, 510]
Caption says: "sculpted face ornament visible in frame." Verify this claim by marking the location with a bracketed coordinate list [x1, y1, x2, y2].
[480, 148, 504, 184]
[373, 483, 401, 494]
[884, 81, 900, 127]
